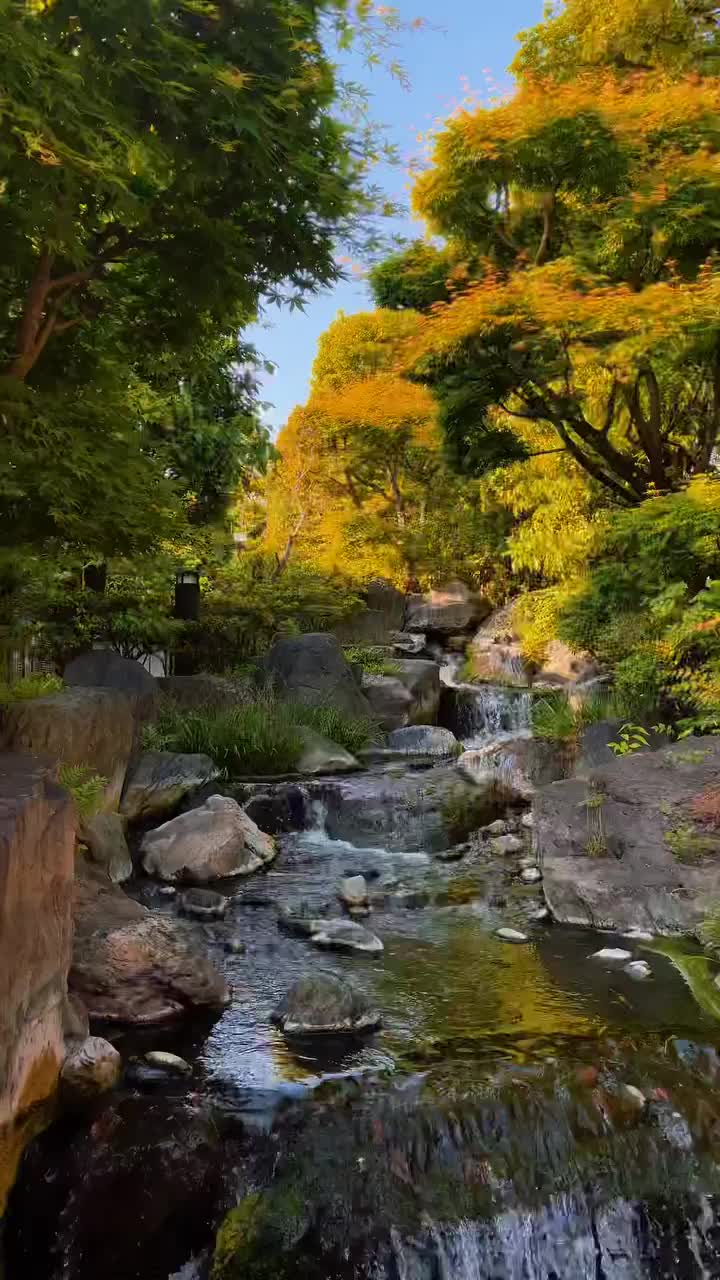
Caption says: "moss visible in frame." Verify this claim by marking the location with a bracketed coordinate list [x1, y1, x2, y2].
[211, 1185, 309, 1280]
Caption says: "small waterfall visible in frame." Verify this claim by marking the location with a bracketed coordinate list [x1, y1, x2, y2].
[446, 681, 532, 748]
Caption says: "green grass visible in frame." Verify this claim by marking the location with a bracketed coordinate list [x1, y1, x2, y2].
[143, 693, 380, 777]
[531, 694, 578, 742]
[699, 902, 720, 952]
[342, 645, 400, 677]
[58, 763, 108, 819]
[0, 672, 63, 702]
[666, 823, 720, 864]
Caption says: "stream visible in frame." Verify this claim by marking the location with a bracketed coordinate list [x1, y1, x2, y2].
[7, 675, 720, 1278]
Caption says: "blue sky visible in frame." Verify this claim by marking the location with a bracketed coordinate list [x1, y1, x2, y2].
[248, 0, 541, 435]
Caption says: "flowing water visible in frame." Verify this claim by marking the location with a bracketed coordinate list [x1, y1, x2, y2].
[7, 675, 720, 1279]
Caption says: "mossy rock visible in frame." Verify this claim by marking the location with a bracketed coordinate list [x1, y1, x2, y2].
[211, 1187, 308, 1279]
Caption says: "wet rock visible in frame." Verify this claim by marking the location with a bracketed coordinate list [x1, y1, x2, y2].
[390, 630, 426, 655]
[520, 867, 542, 884]
[392, 659, 442, 725]
[121, 752, 220, 823]
[144, 1051, 191, 1076]
[61, 1036, 121, 1101]
[536, 737, 720, 934]
[361, 674, 414, 731]
[434, 845, 467, 862]
[71, 859, 229, 1023]
[278, 900, 326, 938]
[80, 812, 132, 884]
[141, 795, 276, 883]
[617, 1083, 647, 1115]
[490, 834, 523, 855]
[272, 973, 381, 1034]
[625, 960, 652, 981]
[178, 888, 228, 920]
[157, 885, 177, 897]
[260, 633, 372, 718]
[519, 855, 537, 870]
[496, 927, 529, 943]
[386, 725, 459, 757]
[296, 728, 360, 775]
[532, 906, 551, 922]
[406, 580, 486, 635]
[521, 810, 534, 830]
[242, 783, 308, 835]
[591, 948, 633, 964]
[485, 819, 508, 836]
[338, 875, 369, 910]
[624, 929, 654, 942]
[310, 919, 384, 954]
[226, 936, 246, 955]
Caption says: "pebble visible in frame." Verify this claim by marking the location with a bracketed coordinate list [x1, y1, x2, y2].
[518, 855, 536, 870]
[591, 948, 633, 963]
[624, 960, 652, 981]
[485, 819, 508, 836]
[226, 936, 246, 955]
[531, 906, 551, 923]
[157, 886, 176, 897]
[617, 1083, 646, 1113]
[339, 875, 369, 910]
[491, 834, 524, 856]
[496, 927, 529, 943]
[144, 1051, 192, 1076]
[435, 846, 466, 862]
[623, 929, 654, 942]
[520, 867, 542, 884]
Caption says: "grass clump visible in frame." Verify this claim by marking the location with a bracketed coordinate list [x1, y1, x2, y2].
[58, 763, 108, 819]
[343, 645, 399, 677]
[0, 672, 63, 702]
[531, 694, 578, 742]
[666, 822, 720, 864]
[144, 693, 379, 777]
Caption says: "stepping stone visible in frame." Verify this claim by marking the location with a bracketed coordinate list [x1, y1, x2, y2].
[496, 927, 529, 943]
[591, 948, 633, 963]
[310, 919, 384, 954]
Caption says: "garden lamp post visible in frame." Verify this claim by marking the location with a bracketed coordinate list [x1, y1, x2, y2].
[172, 568, 200, 675]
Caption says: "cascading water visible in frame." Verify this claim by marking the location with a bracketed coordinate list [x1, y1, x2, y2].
[440, 650, 532, 750]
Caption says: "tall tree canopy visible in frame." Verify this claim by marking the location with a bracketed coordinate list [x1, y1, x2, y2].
[400, 1, 720, 500]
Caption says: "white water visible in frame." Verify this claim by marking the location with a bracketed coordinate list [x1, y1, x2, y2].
[441, 653, 532, 750]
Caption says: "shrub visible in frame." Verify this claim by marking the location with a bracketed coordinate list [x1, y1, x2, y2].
[531, 694, 578, 742]
[0, 672, 63, 702]
[58, 763, 108, 819]
[514, 587, 573, 667]
[613, 652, 663, 720]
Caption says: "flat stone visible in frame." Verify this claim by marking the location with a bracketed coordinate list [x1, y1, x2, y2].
[490, 834, 524, 856]
[591, 948, 633, 964]
[386, 725, 459, 758]
[144, 1051, 191, 1076]
[178, 888, 228, 920]
[296, 728, 360, 776]
[520, 867, 542, 884]
[624, 960, 652, 981]
[310, 919, 384, 954]
[496, 927, 528, 943]
[272, 973, 381, 1035]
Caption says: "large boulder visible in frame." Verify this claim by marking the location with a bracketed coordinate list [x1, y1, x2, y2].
[296, 728, 360, 776]
[393, 658, 441, 724]
[0, 688, 135, 810]
[536, 737, 720, 934]
[272, 974, 381, 1034]
[120, 751, 220, 822]
[0, 754, 75, 1211]
[405, 581, 487, 636]
[80, 812, 132, 884]
[71, 859, 229, 1022]
[140, 795, 276, 883]
[261, 633, 372, 718]
[386, 726, 459, 758]
[64, 650, 159, 723]
[361, 673, 414, 731]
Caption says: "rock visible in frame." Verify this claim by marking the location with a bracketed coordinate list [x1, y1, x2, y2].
[156, 674, 248, 712]
[532, 906, 551, 922]
[80, 812, 132, 883]
[296, 728, 360, 776]
[261, 632, 372, 718]
[63, 992, 90, 1045]
[278, 900, 327, 938]
[141, 795, 276, 883]
[535, 737, 720, 934]
[625, 960, 652, 981]
[485, 819, 508, 836]
[468, 602, 529, 686]
[361, 674, 414, 731]
[392, 659, 442, 724]
[338, 875, 368, 910]
[457, 735, 571, 799]
[0, 755, 75, 1211]
[435, 846, 467, 863]
[591, 948, 633, 964]
[624, 929, 654, 942]
[406, 581, 487, 635]
[157, 885, 177, 897]
[520, 866, 542, 884]
[309, 919, 384, 954]
[144, 1051, 191, 1076]
[71, 858, 229, 1023]
[490, 834, 524, 855]
[366, 579, 406, 631]
[386, 725, 459, 757]
[0, 687, 135, 811]
[389, 887, 431, 909]
[226, 935, 246, 955]
[333, 580, 406, 646]
[496, 927, 529, 943]
[61, 1035, 121, 1101]
[535, 640, 601, 690]
[64, 650, 158, 724]
[178, 887, 228, 920]
[120, 751, 220, 823]
[272, 973, 381, 1034]
[242, 783, 309, 835]
[390, 631, 426, 656]
[519, 855, 537, 870]
[617, 1083, 646, 1114]
[521, 811, 534, 830]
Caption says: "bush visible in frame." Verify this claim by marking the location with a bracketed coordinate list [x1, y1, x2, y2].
[144, 694, 379, 777]
[0, 672, 63, 702]
[58, 763, 108, 819]
[613, 652, 663, 720]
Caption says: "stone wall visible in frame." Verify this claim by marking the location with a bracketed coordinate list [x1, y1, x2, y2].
[0, 754, 75, 1212]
